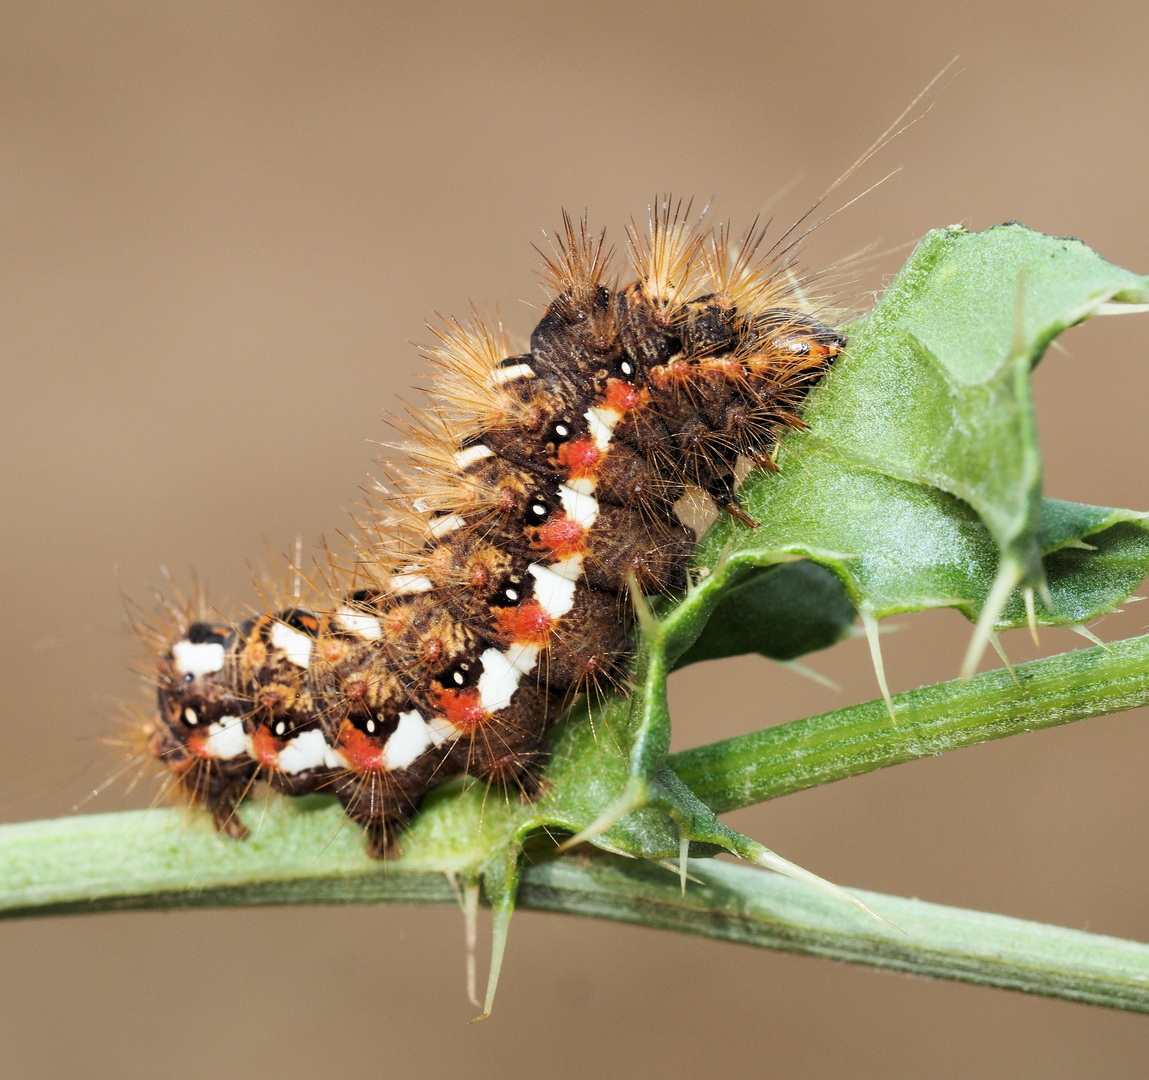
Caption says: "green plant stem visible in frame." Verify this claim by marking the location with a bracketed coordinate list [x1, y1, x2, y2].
[670, 634, 1149, 814]
[520, 855, 1149, 1013]
[2, 811, 1147, 1012]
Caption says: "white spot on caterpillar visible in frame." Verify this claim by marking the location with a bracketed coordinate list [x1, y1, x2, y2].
[335, 606, 382, 641]
[491, 363, 534, 386]
[565, 476, 596, 496]
[205, 716, 247, 760]
[384, 710, 434, 770]
[453, 444, 494, 469]
[388, 572, 434, 595]
[276, 728, 341, 774]
[477, 647, 523, 712]
[426, 513, 466, 539]
[426, 715, 459, 746]
[585, 406, 618, 449]
[527, 563, 578, 620]
[171, 640, 225, 678]
[549, 554, 585, 582]
[504, 642, 540, 675]
[270, 622, 313, 669]
[558, 484, 599, 529]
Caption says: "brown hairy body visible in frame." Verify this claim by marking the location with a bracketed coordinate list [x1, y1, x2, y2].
[141, 203, 846, 855]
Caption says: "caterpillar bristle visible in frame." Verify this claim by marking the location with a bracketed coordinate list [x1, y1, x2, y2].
[536, 210, 619, 348]
[419, 314, 533, 438]
[626, 195, 709, 326]
[537, 210, 614, 305]
[127, 200, 847, 858]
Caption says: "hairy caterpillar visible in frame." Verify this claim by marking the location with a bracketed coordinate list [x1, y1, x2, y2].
[137, 202, 845, 856]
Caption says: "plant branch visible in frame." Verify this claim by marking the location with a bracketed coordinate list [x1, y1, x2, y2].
[670, 634, 1149, 813]
[520, 855, 1149, 1013]
[3, 811, 1147, 1012]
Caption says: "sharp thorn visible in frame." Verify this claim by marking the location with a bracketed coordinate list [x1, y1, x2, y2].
[1071, 624, 1110, 652]
[1024, 587, 1040, 646]
[962, 561, 1022, 678]
[861, 611, 896, 724]
[988, 632, 1021, 688]
[752, 845, 905, 935]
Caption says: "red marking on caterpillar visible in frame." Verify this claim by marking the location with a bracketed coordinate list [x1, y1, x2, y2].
[433, 689, 486, 732]
[248, 726, 283, 771]
[536, 515, 586, 559]
[337, 724, 387, 773]
[557, 438, 600, 478]
[133, 201, 847, 856]
[493, 602, 553, 645]
[603, 378, 643, 413]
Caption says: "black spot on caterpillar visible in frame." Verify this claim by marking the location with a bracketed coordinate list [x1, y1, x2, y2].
[136, 202, 846, 856]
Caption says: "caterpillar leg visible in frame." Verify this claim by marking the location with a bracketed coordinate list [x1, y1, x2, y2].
[328, 748, 446, 859]
[458, 730, 550, 799]
[199, 774, 251, 840]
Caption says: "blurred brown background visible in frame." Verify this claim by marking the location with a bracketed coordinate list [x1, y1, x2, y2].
[2, 1, 1149, 1076]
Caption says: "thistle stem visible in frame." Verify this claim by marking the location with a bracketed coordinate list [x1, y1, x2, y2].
[670, 635, 1149, 813]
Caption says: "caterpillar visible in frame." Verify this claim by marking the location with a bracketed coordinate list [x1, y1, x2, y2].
[137, 202, 846, 856]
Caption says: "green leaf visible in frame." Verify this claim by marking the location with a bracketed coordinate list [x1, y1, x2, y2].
[1021, 515, 1149, 627]
[804, 224, 1149, 589]
[509, 216, 1149, 999]
[676, 560, 856, 666]
[691, 492, 1149, 639]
